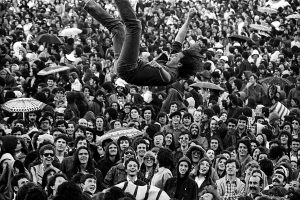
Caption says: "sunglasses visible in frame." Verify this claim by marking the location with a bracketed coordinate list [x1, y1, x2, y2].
[124, 151, 135, 155]
[43, 153, 54, 157]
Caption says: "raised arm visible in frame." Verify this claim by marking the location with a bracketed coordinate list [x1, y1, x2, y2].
[174, 8, 197, 43]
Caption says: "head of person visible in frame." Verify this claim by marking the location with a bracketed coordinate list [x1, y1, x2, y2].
[11, 173, 30, 193]
[41, 168, 57, 189]
[157, 148, 174, 170]
[143, 151, 156, 168]
[125, 157, 140, 177]
[117, 136, 131, 151]
[197, 157, 212, 177]
[237, 115, 248, 130]
[73, 125, 86, 139]
[105, 141, 120, 160]
[272, 169, 287, 187]
[177, 156, 192, 178]
[153, 132, 165, 148]
[80, 173, 97, 195]
[237, 139, 251, 157]
[168, 48, 202, 79]
[189, 122, 200, 138]
[178, 131, 190, 148]
[47, 173, 67, 196]
[54, 134, 68, 151]
[39, 144, 55, 166]
[186, 145, 206, 164]
[74, 136, 88, 149]
[135, 139, 148, 157]
[121, 147, 136, 162]
[225, 159, 240, 177]
[73, 146, 94, 171]
[169, 110, 182, 124]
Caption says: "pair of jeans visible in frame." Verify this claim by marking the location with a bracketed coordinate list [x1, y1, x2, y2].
[84, 0, 141, 82]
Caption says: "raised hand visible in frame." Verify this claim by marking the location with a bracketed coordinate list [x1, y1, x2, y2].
[188, 8, 197, 20]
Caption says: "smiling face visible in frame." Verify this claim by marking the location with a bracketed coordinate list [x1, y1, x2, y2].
[154, 135, 164, 147]
[178, 161, 189, 176]
[165, 133, 173, 146]
[126, 160, 139, 176]
[78, 149, 89, 164]
[199, 160, 210, 175]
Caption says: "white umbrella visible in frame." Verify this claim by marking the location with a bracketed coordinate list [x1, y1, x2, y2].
[286, 13, 300, 19]
[59, 28, 82, 37]
[250, 24, 272, 32]
[2, 98, 46, 113]
[257, 7, 277, 14]
[37, 65, 70, 76]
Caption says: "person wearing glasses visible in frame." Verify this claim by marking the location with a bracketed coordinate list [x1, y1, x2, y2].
[30, 144, 60, 185]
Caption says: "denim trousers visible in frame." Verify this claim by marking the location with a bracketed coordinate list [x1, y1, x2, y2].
[84, 0, 142, 82]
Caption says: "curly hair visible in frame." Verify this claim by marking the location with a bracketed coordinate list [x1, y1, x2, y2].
[178, 48, 203, 79]
[72, 146, 95, 175]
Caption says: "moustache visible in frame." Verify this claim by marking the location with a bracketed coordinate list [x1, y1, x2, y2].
[249, 187, 257, 191]
[272, 178, 280, 183]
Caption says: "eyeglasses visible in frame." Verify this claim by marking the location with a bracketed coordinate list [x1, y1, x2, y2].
[43, 153, 54, 157]
[144, 156, 154, 161]
[124, 151, 135, 155]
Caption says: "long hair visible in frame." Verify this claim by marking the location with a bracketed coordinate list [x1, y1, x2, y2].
[104, 141, 120, 162]
[72, 146, 95, 174]
[178, 48, 203, 79]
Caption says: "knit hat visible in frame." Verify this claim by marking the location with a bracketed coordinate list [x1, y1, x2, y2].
[269, 112, 280, 123]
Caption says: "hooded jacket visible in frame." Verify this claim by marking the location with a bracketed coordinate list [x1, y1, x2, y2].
[164, 156, 198, 200]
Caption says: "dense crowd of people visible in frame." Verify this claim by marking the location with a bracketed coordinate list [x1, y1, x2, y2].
[1, 0, 300, 200]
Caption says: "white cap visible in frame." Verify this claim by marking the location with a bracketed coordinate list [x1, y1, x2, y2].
[251, 49, 259, 56]
[216, 49, 223, 54]
[66, 53, 76, 62]
[220, 56, 228, 62]
[233, 42, 241, 47]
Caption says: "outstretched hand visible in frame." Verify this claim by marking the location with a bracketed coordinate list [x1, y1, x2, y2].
[188, 8, 197, 20]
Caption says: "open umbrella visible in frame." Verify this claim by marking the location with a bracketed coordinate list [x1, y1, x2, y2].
[59, 28, 82, 37]
[286, 13, 300, 19]
[98, 127, 143, 142]
[250, 24, 272, 32]
[190, 82, 224, 91]
[38, 65, 70, 76]
[257, 7, 277, 14]
[2, 98, 46, 113]
[35, 33, 63, 44]
[259, 76, 293, 88]
[228, 35, 254, 43]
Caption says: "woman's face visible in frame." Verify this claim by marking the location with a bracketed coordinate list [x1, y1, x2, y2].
[143, 155, 155, 167]
[158, 116, 167, 125]
[207, 150, 215, 161]
[165, 134, 173, 146]
[143, 110, 152, 120]
[86, 131, 94, 142]
[199, 160, 210, 175]
[178, 161, 189, 176]
[220, 113, 227, 122]
[74, 129, 85, 138]
[113, 121, 122, 129]
[218, 158, 226, 170]
[96, 118, 104, 128]
[210, 120, 218, 131]
[131, 109, 139, 119]
[210, 139, 219, 151]
[119, 140, 130, 151]
[280, 134, 289, 144]
[283, 125, 291, 133]
[78, 149, 89, 164]
[169, 104, 178, 113]
[252, 148, 260, 160]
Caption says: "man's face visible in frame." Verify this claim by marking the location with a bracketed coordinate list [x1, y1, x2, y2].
[171, 115, 181, 124]
[55, 138, 67, 152]
[182, 117, 192, 126]
[40, 120, 50, 131]
[82, 178, 96, 194]
[42, 149, 54, 165]
[179, 134, 189, 147]
[227, 122, 236, 132]
[119, 140, 129, 151]
[28, 113, 37, 122]
[154, 135, 164, 147]
[78, 119, 87, 127]
[108, 144, 118, 156]
[77, 140, 88, 148]
[249, 176, 261, 194]
[226, 162, 238, 176]
[66, 124, 75, 136]
[272, 172, 286, 186]
[126, 160, 139, 176]
[136, 143, 147, 157]
[238, 143, 248, 157]
[47, 79, 54, 87]
[291, 141, 300, 152]
[78, 149, 89, 164]
[237, 120, 247, 130]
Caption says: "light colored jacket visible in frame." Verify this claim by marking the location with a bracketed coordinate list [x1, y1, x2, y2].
[216, 176, 245, 199]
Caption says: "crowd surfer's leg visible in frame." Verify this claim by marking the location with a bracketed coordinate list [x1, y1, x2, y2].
[84, 0, 125, 59]
[114, 0, 142, 81]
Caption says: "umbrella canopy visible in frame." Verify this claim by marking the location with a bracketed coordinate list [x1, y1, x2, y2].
[257, 7, 277, 14]
[98, 127, 143, 142]
[2, 98, 46, 113]
[228, 35, 254, 43]
[286, 13, 300, 19]
[35, 33, 63, 44]
[250, 24, 272, 32]
[259, 76, 293, 88]
[190, 82, 224, 91]
[38, 65, 70, 76]
[59, 28, 82, 37]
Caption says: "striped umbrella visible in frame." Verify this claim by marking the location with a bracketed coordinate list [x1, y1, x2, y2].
[2, 98, 46, 113]
[257, 7, 277, 14]
[250, 24, 272, 32]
